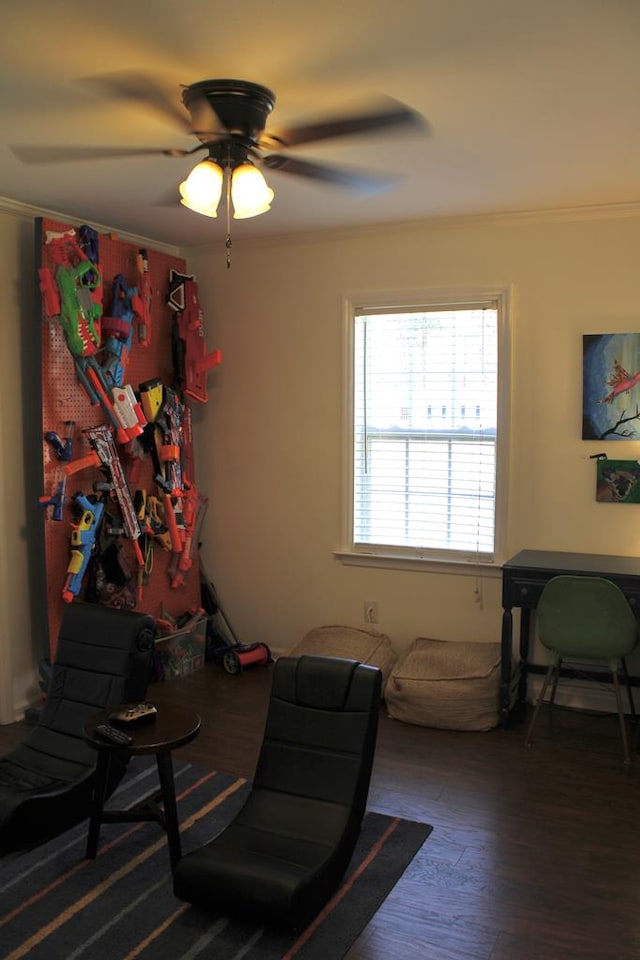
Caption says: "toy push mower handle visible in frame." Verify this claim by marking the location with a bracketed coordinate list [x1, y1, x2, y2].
[200, 562, 271, 675]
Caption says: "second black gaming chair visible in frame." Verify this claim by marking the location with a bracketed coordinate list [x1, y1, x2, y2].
[174, 655, 382, 930]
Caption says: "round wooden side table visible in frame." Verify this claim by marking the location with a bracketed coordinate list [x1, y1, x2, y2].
[84, 703, 201, 872]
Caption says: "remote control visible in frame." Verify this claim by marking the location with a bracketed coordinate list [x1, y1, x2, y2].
[95, 723, 134, 746]
[109, 702, 158, 726]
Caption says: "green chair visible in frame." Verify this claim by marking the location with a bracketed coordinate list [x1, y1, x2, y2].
[525, 575, 638, 764]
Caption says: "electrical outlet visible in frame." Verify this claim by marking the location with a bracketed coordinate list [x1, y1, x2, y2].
[364, 601, 378, 624]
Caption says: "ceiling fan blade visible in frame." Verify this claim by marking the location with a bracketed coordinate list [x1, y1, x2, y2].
[264, 97, 427, 149]
[181, 87, 226, 141]
[79, 71, 194, 134]
[261, 154, 398, 193]
[10, 144, 204, 164]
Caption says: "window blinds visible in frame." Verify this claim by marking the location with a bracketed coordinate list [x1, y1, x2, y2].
[353, 305, 498, 562]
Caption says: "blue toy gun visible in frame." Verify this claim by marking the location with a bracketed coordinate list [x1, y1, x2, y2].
[61, 493, 104, 603]
[38, 479, 67, 522]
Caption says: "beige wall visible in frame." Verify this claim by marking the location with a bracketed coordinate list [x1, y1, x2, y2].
[0, 208, 42, 722]
[184, 209, 640, 673]
[2, 203, 640, 719]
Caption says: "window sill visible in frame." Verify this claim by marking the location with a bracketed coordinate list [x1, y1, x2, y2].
[333, 548, 503, 577]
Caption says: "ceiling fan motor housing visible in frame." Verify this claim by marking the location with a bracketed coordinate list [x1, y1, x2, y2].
[182, 79, 276, 145]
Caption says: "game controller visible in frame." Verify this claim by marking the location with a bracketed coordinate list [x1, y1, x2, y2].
[109, 702, 158, 726]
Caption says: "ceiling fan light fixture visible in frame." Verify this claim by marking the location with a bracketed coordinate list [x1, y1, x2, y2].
[231, 162, 274, 219]
[179, 158, 224, 217]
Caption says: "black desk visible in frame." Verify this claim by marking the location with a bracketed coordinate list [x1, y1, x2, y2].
[84, 703, 201, 871]
[500, 550, 640, 728]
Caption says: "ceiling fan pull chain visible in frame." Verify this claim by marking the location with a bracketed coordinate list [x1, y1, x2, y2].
[225, 168, 232, 269]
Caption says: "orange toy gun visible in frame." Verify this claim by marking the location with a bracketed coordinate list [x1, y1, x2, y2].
[168, 482, 209, 589]
[132, 249, 152, 347]
[178, 483, 208, 574]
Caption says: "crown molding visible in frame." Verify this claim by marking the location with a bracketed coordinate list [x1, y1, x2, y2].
[3, 192, 637, 258]
[0, 195, 181, 257]
[184, 199, 640, 255]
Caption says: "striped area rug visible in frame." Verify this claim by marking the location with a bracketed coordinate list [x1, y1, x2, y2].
[0, 759, 432, 960]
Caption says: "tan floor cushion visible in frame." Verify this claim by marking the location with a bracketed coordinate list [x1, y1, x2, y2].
[385, 637, 501, 731]
[286, 625, 397, 688]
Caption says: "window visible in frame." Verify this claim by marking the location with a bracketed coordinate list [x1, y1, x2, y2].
[342, 291, 509, 567]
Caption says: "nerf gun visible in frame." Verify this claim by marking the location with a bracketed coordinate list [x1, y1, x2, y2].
[39, 423, 75, 520]
[100, 273, 136, 388]
[38, 479, 67, 522]
[56, 256, 101, 356]
[132, 249, 152, 347]
[39, 232, 142, 440]
[111, 384, 147, 442]
[147, 386, 188, 566]
[177, 482, 202, 573]
[139, 378, 163, 421]
[167, 269, 221, 404]
[74, 358, 147, 445]
[38, 268, 60, 316]
[44, 420, 75, 462]
[64, 424, 145, 569]
[168, 482, 209, 589]
[41, 229, 102, 357]
[154, 386, 185, 496]
[134, 491, 172, 553]
[86, 506, 138, 610]
[61, 493, 104, 603]
[78, 224, 100, 288]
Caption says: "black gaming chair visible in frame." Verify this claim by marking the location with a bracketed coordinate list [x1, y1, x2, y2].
[173, 655, 382, 931]
[0, 601, 155, 852]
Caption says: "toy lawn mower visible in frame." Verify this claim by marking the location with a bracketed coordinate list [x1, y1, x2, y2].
[200, 565, 272, 675]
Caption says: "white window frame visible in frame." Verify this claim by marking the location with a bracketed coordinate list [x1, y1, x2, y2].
[336, 287, 511, 574]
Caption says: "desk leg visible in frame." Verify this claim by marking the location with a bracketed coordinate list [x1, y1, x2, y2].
[518, 607, 531, 705]
[500, 607, 513, 729]
[86, 751, 111, 859]
[156, 752, 181, 873]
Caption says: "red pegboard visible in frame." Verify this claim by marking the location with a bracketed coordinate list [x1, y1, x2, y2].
[37, 217, 207, 658]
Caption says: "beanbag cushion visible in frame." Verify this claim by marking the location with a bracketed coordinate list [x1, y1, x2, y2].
[287, 625, 396, 690]
[385, 637, 501, 731]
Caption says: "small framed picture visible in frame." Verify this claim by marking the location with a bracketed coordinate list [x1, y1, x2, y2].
[596, 459, 640, 503]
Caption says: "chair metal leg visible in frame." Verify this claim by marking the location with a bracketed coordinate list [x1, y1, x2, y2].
[549, 656, 562, 707]
[525, 662, 556, 747]
[611, 666, 631, 765]
[620, 657, 636, 720]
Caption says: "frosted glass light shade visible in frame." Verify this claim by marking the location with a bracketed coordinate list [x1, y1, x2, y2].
[179, 160, 224, 217]
[231, 163, 274, 219]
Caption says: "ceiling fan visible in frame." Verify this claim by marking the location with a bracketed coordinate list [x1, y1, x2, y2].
[11, 73, 429, 219]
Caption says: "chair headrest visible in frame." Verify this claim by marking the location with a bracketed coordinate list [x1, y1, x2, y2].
[273, 655, 381, 711]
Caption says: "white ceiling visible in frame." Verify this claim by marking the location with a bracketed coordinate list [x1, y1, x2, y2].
[2, 0, 639, 248]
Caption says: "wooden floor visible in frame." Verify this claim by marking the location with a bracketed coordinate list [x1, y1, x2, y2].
[2, 662, 640, 960]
